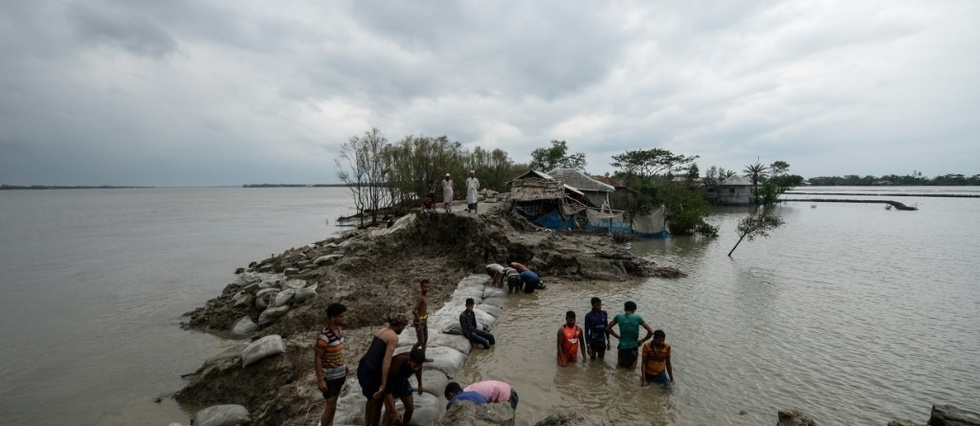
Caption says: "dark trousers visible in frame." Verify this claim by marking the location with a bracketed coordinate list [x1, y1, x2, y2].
[467, 329, 495, 348]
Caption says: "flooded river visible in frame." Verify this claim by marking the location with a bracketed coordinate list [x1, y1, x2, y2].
[457, 195, 980, 425]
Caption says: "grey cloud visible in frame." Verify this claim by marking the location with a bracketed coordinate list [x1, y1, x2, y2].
[65, 2, 178, 57]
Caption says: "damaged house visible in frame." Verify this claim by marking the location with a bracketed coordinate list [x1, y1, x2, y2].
[506, 169, 667, 238]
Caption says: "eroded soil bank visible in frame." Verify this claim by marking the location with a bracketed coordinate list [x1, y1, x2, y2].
[175, 203, 682, 425]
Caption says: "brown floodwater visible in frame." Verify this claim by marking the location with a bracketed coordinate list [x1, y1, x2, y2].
[456, 194, 980, 425]
[1, 187, 977, 425]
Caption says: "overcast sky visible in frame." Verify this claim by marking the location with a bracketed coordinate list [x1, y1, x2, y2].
[1, 1, 977, 186]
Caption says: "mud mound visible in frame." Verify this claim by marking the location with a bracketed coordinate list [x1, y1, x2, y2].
[175, 208, 680, 425]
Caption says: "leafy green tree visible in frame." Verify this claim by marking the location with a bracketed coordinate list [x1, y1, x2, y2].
[728, 209, 785, 257]
[757, 160, 802, 205]
[611, 148, 698, 180]
[530, 140, 587, 171]
[760, 174, 804, 204]
[769, 160, 790, 176]
[610, 148, 703, 232]
[743, 162, 769, 205]
[659, 176, 718, 237]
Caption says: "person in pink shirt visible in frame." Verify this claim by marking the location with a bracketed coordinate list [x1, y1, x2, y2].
[462, 380, 519, 410]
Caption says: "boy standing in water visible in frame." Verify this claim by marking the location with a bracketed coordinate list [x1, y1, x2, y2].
[584, 297, 611, 360]
[641, 330, 674, 388]
[557, 311, 586, 366]
[411, 279, 430, 353]
[606, 301, 654, 370]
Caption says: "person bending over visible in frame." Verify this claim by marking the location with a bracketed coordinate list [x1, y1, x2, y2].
[444, 382, 488, 410]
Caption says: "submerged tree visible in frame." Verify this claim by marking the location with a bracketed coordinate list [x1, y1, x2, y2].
[728, 209, 785, 257]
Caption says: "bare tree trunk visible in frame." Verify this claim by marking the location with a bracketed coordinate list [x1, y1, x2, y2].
[728, 233, 747, 257]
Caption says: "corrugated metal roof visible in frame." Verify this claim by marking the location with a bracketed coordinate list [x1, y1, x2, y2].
[509, 177, 584, 201]
[546, 168, 616, 192]
[721, 175, 754, 186]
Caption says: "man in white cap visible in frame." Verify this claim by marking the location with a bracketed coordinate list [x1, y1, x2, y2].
[442, 173, 454, 213]
[465, 170, 480, 213]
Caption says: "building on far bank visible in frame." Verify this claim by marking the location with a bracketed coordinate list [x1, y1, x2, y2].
[706, 175, 754, 205]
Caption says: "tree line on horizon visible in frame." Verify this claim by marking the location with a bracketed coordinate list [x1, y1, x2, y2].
[806, 173, 980, 186]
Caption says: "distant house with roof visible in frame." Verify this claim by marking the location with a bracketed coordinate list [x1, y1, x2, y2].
[545, 168, 615, 208]
[506, 169, 590, 229]
[707, 175, 754, 205]
[591, 175, 632, 210]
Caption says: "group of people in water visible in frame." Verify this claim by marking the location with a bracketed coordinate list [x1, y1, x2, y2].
[557, 297, 675, 388]
[486, 261, 544, 294]
[314, 273, 674, 426]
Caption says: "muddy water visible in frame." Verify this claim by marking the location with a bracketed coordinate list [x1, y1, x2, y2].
[2, 187, 977, 425]
[457, 196, 980, 425]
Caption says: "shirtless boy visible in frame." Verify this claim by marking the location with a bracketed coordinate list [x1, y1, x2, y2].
[411, 279, 430, 353]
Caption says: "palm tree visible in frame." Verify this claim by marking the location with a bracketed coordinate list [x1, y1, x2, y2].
[743, 162, 769, 205]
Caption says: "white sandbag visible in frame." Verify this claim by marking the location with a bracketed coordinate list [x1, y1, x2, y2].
[230, 291, 247, 305]
[396, 330, 418, 349]
[416, 369, 451, 399]
[421, 346, 466, 378]
[313, 254, 343, 266]
[451, 287, 485, 301]
[229, 316, 257, 340]
[428, 332, 472, 354]
[480, 296, 507, 308]
[476, 303, 504, 319]
[190, 404, 250, 426]
[282, 279, 307, 290]
[441, 321, 463, 335]
[293, 284, 316, 303]
[258, 305, 290, 326]
[272, 288, 296, 307]
[393, 391, 441, 425]
[234, 272, 262, 286]
[205, 343, 246, 365]
[255, 288, 279, 298]
[241, 335, 285, 367]
[332, 378, 366, 425]
[254, 293, 269, 310]
[257, 274, 282, 288]
[482, 286, 508, 299]
[456, 274, 489, 291]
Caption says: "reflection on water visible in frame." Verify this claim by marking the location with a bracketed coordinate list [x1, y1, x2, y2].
[457, 198, 980, 425]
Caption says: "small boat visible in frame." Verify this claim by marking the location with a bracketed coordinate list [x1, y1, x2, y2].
[810, 204, 817, 208]
[885, 205, 892, 210]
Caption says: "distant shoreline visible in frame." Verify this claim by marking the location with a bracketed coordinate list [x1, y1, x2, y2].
[785, 191, 979, 198]
[0, 184, 347, 190]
